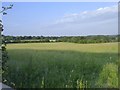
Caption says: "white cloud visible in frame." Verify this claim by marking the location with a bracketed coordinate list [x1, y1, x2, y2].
[38, 5, 117, 36]
[55, 5, 117, 24]
[6, 5, 117, 36]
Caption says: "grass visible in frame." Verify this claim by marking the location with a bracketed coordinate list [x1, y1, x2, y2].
[4, 42, 118, 88]
[7, 42, 118, 53]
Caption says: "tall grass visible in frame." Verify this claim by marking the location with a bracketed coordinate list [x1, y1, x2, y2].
[97, 63, 118, 88]
[4, 42, 118, 88]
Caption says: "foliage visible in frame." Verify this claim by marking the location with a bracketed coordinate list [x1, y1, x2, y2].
[0, 19, 9, 83]
[97, 63, 118, 88]
[0, 4, 13, 85]
[76, 78, 88, 89]
[4, 35, 119, 44]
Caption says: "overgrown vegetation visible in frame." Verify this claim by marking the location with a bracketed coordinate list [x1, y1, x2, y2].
[5, 43, 118, 88]
[97, 63, 118, 88]
[0, 19, 9, 84]
[0, 4, 13, 85]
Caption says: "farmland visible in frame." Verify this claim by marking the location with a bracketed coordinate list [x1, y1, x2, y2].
[4, 42, 118, 88]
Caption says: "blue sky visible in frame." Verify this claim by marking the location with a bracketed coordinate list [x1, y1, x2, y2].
[2, 2, 118, 36]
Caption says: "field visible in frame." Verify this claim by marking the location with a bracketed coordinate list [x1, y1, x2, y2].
[5, 42, 118, 88]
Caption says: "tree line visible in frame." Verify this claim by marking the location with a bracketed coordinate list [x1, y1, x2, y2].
[1, 4, 13, 86]
[4, 35, 119, 44]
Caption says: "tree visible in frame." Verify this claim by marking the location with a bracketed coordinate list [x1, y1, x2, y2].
[0, 4, 13, 84]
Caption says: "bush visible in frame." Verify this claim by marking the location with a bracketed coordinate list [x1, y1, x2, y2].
[97, 63, 118, 88]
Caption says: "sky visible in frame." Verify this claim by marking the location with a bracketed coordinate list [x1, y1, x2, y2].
[2, 2, 118, 36]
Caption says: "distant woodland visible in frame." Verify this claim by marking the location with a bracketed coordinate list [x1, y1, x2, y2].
[3, 35, 120, 44]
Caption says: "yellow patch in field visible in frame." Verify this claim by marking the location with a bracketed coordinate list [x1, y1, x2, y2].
[6, 42, 118, 53]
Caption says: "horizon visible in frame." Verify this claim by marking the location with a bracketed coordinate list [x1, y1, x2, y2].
[4, 34, 118, 37]
[2, 2, 118, 36]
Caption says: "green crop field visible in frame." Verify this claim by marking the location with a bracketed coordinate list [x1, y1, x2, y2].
[5, 42, 118, 88]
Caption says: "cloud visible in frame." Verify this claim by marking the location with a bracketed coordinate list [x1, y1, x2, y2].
[55, 5, 117, 24]
[38, 5, 117, 36]
[4, 5, 118, 36]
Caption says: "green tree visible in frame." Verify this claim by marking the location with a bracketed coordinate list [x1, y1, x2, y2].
[0, 4, 13, 84]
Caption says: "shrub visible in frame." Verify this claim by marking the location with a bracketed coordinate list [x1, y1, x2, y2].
[97, 63, 118, 88]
